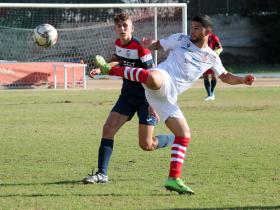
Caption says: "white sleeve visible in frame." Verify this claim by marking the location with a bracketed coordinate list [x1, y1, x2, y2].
[212, 56, 227, 76]
[159, 33, 184, 51]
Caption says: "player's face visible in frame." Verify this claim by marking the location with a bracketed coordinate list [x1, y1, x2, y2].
[190, 21, 209, 43]
[114, 20, 134, 43]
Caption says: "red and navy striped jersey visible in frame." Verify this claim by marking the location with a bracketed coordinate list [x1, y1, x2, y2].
[115, 37, 154, 97]
[208, 33, 222, 50]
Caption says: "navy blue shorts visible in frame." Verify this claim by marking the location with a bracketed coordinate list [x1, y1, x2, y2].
[111, 94, 152, 125]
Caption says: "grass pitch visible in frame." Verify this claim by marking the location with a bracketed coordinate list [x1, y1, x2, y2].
[0, 87, 279, 210]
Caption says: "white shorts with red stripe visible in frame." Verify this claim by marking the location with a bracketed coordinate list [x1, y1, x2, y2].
[143, 69, 185, 122]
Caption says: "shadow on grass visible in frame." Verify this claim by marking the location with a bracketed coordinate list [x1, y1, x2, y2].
[0, 193, 126, 197]
[0, 180, 82, 186]
[157, 207, 280, 210]
[0, 178, 146, 186]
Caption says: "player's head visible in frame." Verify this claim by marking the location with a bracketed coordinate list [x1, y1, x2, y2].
[190, 15, 213, 43]
[114, 12, 134, 42]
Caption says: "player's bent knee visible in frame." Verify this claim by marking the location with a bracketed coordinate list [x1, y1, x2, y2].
[139, 141, 156, 151]
[139, 144, 154, 151]
[102, 124, 118, 137]
[145, 71, 163, 90]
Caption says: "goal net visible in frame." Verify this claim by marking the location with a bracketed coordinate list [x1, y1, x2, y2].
[0, 3, 187, 88]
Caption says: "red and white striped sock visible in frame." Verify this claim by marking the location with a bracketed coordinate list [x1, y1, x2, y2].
[168, 136, 191, 178]
[109, 66, 149, 83]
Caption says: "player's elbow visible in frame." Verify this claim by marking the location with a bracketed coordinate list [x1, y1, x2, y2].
[219, 72, 231, 84]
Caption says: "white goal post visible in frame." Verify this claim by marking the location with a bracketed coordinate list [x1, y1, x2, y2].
[0, 3, 187, 89]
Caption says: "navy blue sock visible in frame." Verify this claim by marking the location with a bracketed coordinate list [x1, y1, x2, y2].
[211, 79, 217, 94]
[204, 78, 211, 96]
[156, 134, 175, 149]
[98, 138, 114, 175]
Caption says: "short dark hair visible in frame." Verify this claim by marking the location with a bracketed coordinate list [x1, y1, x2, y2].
[192, 15, 213, 28]
[114, 12, 132, 24]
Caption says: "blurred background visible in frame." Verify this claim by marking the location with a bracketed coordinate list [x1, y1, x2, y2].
[0, 0, 279, 74]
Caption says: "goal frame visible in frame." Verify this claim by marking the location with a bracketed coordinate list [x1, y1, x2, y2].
[0, 3, 187, 89]
[0, 2, 187, 65]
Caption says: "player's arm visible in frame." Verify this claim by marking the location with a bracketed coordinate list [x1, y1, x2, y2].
[141, 33, 184, 52]
[219, 71, 254, 85]
[141, 37, 163, 51]
[213, 55, 254, 86]
[108, 54, 120, 67]
[139, 45, 155, 69]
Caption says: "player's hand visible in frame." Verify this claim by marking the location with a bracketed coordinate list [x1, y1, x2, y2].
[89, 68, 101, 78]
[148, 106, 160, 122]
[244, 74, 255, 85]
[141, 37, 153, 48]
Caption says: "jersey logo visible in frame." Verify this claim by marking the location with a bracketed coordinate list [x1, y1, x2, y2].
[123, 60, 135, 67]
[177, 34, 185, 41]
[202, 53, 209, 62]
[184, 58, 190, 64]
[181, 46, 193, 52]
[180, 42, 192, 52]
[126, 50, 131, 58]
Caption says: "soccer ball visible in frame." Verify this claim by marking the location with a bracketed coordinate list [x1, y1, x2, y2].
[33, 24, 58, 47]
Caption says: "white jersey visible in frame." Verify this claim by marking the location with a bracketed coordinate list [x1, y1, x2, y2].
[158, 33, 226, 95]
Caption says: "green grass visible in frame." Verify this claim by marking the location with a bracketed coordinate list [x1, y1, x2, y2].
[0, 87, 279, 210]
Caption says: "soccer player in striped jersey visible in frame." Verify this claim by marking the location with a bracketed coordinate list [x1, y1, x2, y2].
[83, 13, 175, 185]
[94, 15, 255, 194]
[204, 32, 223, 101]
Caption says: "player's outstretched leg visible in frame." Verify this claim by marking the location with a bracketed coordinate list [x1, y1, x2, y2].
[94, 55, 150, 83]
[94, 55, 111, 74]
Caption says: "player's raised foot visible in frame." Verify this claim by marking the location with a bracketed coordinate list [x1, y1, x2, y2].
[83, 170, 108, 184]
[94, 55, 111, 74]
[164, 178, 194, 195]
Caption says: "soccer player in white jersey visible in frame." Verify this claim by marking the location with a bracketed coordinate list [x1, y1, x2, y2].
[94, 14, 255, 194]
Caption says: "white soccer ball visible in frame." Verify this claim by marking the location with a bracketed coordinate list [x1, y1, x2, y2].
[33, 24, 58, 48]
